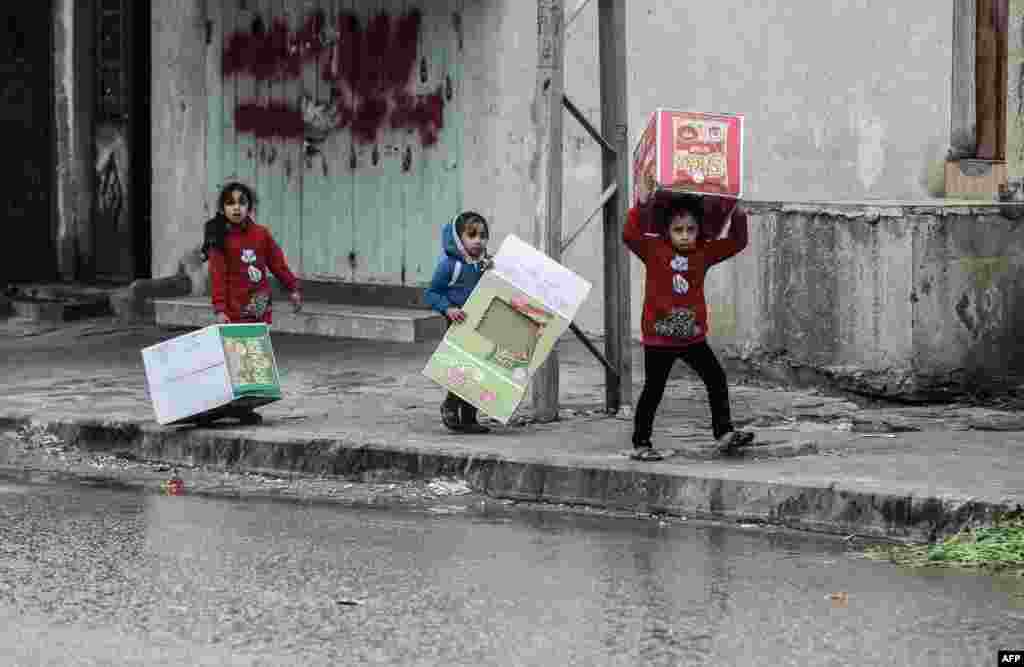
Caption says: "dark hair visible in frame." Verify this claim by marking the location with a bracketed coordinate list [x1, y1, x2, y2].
[453, 210, 489, 239]
[201, 182, 258, 261]
[642, 194, 706, 240]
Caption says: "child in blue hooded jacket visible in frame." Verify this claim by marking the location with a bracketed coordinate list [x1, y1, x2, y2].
[425, 211, 493, 433]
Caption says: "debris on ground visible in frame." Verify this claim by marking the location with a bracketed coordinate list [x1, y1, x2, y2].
[14, 423, 64, 449]
[427, 479, 473, 496]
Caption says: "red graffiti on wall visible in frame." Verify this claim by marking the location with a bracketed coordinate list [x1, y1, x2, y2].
[234, 101, 305, 140]
[223, 9, 445, 149]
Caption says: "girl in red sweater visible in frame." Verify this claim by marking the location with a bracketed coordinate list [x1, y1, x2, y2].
[198, 182, 302, 425]
[623, 195, 753, 461]
[201, 182, 302, 325]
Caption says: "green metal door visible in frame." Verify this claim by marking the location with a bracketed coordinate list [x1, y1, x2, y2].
[207, 0, 463, 287]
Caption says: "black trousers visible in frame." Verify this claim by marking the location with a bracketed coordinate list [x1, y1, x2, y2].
[634, 342, 733, 443]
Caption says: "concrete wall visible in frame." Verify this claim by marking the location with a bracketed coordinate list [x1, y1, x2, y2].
[703, 203, 1024, 399]
[616, 1, 954, 202]
[460, 0, 605, 335]
[151, 0, 208, 286]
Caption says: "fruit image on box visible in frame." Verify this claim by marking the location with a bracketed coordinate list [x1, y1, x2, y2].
[422, 235, 592, 424]
[633, 108, 744, 206]
[141, 323, 282, 425]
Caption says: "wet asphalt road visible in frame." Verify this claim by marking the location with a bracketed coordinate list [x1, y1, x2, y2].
[0, 473, 1022, 667]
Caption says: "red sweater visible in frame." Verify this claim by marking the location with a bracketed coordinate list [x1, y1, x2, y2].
[623, 205, 748, 347]
[208, 220, 300, 324]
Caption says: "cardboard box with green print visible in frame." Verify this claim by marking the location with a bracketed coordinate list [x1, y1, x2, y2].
[422, 234, 592, 424]
[142, 323, 282, 425]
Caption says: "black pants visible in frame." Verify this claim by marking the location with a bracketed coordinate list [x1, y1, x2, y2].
[634, 342, 733, 444]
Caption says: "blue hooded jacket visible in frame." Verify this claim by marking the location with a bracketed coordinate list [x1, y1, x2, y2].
[424, 219, 490, 315]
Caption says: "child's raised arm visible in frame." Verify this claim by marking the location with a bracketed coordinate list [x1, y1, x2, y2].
[705, 204, 749, 266]
[622, 207, 658, 261]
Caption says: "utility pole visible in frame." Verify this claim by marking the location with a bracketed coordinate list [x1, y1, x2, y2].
[597, 0, 632, 412]
[531, 0, 566, 423]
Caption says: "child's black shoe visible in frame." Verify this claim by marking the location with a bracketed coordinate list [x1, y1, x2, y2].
[460, 404, 490, 433]
[630, 436, 665, 461]
[460, 420, 491, 434]
[235, 409, 263, 426]
[630, 446, 665, 462]
[441, 402, 462, 432]
[715, 429, 754, 454]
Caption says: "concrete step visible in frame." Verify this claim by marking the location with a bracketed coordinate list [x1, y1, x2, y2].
[152, 296, 446, 343]
[9, 296, 112, 323]
[5, 283, 120, 323]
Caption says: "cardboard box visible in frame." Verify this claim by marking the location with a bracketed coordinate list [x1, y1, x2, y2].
[633, 108, 744, 206]
[142, 323, 282, 425]
[422, 235, 592, 424]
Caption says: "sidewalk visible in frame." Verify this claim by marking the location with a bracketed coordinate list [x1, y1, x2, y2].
[1, 316, 1022, 542]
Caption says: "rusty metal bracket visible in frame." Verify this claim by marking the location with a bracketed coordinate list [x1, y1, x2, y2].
[569, 322, 619, 380]
[561, 183, 617, 252]
[562, 94, 616, 155]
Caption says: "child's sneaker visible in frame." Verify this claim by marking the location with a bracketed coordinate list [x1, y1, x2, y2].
[235, 409, 263, 426]
[715, 429, 753, 455]
[441, 402, 462, 432]
[629, 437, 665, 461]
[460, 405, 491, 434]
[461, 421, 491, 434]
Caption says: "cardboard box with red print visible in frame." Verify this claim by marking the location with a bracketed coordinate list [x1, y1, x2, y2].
[633, 109, 744, 205]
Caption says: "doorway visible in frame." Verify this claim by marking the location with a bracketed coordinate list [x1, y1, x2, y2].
[93, 0, 151, 283]
[2, 3, 58, 283]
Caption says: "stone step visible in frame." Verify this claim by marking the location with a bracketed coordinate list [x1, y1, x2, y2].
[9, 296, 112, 323]
[5, 283, 121, 323]
[152, 296, 446, 343]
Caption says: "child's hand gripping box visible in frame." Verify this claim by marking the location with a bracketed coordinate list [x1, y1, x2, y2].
[142, 323, 282, 425]
[633, 108, 744, 206]
[422, 235, 592, 424]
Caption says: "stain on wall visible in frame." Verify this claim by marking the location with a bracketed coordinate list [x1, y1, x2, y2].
[96, 127, 127, 229]
[222, 8, 446, 155]
[94, 122, 132, 279]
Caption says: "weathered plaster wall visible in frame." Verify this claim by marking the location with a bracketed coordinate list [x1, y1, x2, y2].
[703, 203, 1024, 399]
[460, 0, 605, 334]
[913, 212, 1024, 392]
[629, 1, 953, 202]
[151, 0, 208, 287]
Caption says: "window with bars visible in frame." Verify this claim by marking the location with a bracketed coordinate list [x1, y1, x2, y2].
[97, 0, 127, 121]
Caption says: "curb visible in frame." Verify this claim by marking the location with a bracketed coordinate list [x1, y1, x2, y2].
[1, 414, 1014, 544]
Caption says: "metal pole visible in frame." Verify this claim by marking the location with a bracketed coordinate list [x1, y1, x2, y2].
[568, 321, 619, 378]
[597, 0, 631, 413]
[531, 0, 565, 423]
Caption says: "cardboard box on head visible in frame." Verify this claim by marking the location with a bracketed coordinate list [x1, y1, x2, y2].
[633, 108, 744, 206]
[422, 235, 592, 424]
[142, 323, 282, 425]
